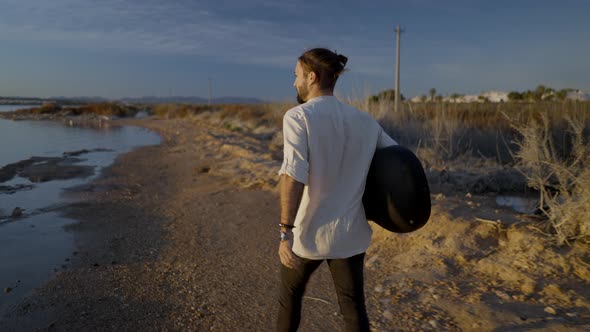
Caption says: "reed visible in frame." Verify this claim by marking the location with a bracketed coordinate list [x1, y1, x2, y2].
[352, 99, 590, 167]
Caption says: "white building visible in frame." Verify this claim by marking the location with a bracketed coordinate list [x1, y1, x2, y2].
[409, 89, 589, 103]
[421, 91, 509, 103]
[567, 89, 590, 101]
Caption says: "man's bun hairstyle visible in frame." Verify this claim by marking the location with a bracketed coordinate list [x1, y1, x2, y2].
[298, 48, 348, 90]
[337, 54, 348, 68]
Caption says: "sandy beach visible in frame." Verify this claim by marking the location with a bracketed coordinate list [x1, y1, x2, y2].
[1, 115, 589, 331]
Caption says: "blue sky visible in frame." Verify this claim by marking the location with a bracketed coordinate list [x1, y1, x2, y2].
[0, 0, 589, 101]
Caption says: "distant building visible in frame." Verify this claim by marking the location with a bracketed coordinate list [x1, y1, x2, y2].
[480, 91, 508, 102]
[409, 89, 588, 103]
[409, 95, 424, 103]
[415, 91, 509, 103]
[567, 89, 590, 101]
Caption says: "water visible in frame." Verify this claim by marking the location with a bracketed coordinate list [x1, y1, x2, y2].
[0, 105, 39, 112]
[0, 213, 75, 315]
[0, 111, 161, 316]
[496, 195, 539, 214]
[0, 119, 160, 174]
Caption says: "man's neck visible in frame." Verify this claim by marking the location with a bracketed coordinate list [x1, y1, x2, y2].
[306, 89, 334, 101]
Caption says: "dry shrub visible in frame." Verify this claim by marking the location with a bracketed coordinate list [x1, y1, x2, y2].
[153, 104, 212, 119]
[512, 111, 590, 245]
[261, 102, 293, 129]
[14, 102, 139, 117]
[15, 102, 61, 114]
[153, 104, 188, 118]
[152, 103, 288, 128]
[219, 103, 289, 127]
[219, 104, 262, 121]
[38, 102, 62, 113]
[214, 103, 291, 133]
[80, 103, 136, 117]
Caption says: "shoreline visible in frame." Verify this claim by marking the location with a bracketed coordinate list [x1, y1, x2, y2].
[1, 116, 589, 331]
[0, 119, 162, 321]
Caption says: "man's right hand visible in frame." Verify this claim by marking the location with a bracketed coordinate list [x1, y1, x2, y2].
[279, 239, 301, 269]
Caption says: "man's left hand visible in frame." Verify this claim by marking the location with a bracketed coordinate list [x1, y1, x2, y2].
[278, 239, 301, 269]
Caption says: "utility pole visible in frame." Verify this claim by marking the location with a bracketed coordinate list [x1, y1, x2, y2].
[395, 25, 404, 113]
[208, 77, 212, 106]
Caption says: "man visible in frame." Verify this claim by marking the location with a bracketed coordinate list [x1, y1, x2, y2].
[276, 48, 397, 332]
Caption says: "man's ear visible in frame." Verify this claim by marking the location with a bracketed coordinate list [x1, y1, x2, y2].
[307, 71, 317, 85]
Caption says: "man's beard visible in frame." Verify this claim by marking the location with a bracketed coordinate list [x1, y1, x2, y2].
[296, 85, 308, 104]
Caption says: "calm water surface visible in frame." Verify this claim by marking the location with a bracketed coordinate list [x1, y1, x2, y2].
[0, 106, 161, 316]
[0, 105, 39, 112]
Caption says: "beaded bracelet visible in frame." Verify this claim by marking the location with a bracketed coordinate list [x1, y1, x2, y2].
[279, 223, 295, 229]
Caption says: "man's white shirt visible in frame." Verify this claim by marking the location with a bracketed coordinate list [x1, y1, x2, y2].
[279, 96, 397, 260]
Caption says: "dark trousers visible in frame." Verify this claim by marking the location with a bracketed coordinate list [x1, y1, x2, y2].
[276, 252, 369, 332]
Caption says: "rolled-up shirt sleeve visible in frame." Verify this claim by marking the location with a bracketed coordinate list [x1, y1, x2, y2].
[278, 110, 309, 184]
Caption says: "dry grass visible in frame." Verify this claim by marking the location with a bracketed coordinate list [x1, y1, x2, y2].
[355, 99, 590, 128]
[349, 99, 590, 167]
[145, 98, 590, 245]
[150, 99, 590, 170]
[151, 103, 292, 136]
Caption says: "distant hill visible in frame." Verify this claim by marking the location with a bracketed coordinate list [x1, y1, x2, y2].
[1, 95, 264, 105]
[0, 96, 92, 105]
[120, 96, 264, 105]
[49, 96, 110, 103]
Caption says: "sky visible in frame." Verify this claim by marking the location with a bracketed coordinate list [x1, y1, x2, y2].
[0, 0, 589, 101]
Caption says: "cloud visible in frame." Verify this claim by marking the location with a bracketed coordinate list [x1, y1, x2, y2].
[0, 0, 396, 75]
[0, 1, 307, 65]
